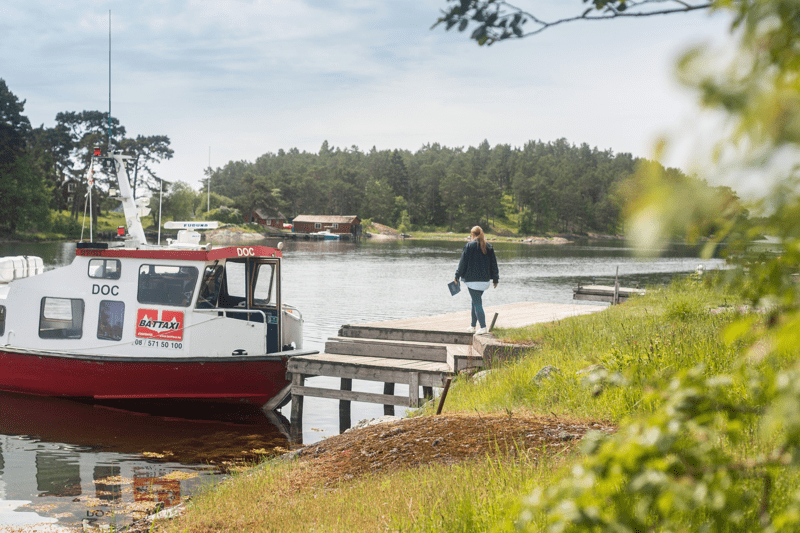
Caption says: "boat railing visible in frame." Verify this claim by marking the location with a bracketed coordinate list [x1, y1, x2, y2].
[194, 307, 269, 321]
[281, 304, 303, 350]
[282, 304, 302, 322]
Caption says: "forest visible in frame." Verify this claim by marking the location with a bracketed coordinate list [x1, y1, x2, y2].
[209, 139, 637, 235]
[1, 77, 740, 237]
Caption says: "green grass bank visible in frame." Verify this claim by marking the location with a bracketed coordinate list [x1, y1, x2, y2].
[149, 277, 797, 532]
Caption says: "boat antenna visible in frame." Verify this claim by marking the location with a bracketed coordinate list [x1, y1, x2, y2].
[108, 9, 112, 151]
[158, 178, 163, 246]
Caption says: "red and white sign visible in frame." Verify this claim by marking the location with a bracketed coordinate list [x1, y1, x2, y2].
[136, 309, 184, 341]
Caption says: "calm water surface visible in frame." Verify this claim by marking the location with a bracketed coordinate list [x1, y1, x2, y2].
[0, 238, 724, 530]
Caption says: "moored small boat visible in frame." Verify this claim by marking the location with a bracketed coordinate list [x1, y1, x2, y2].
[315, 230, 340, 240]
[0, 151, 312, 407]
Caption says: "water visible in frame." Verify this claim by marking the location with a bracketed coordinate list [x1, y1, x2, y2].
[0, 237, 724, 530]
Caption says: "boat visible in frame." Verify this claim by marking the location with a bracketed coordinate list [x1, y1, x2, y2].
[0, 151, 312, 407]
[315, 230, 340, 240]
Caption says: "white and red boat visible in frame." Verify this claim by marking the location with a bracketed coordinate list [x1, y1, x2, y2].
[0, 151, 309, 407]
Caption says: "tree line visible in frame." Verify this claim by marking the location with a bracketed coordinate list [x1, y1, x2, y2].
[208, 138, 739, 235]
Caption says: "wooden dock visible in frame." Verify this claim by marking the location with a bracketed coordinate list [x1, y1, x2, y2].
[573, 284, 645, 304]
[283, 232, 356, 241]
[284, 302, 605, 440]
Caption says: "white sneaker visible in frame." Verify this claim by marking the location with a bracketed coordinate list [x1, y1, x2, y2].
[467, 326, 476, 334]
[477, 327, 489, 335]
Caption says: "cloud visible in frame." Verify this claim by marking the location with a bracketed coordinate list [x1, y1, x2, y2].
[2, 0, 733, 188]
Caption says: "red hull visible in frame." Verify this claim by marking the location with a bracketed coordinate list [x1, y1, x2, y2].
[0, 349, 290, 406]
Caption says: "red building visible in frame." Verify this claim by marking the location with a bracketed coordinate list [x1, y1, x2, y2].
[249, 207, 287, 229]
[292, 215, 361, 236]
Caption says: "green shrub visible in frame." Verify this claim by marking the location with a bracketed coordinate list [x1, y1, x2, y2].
[203, 206, 242, 224]
[50, 212, 82, 236]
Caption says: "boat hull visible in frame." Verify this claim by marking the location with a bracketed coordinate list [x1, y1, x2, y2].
[0, 348, 293, 406]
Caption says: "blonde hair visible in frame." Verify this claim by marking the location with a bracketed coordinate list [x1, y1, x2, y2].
[471, 226, 487, 254]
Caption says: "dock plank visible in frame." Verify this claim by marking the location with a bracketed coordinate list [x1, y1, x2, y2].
[292, 385, 417, 407]
[288, 353, 449, 388]
[325, 336, 449, 362]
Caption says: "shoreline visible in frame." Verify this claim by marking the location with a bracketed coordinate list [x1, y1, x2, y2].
[0, 229, 625, 246]
[366, 231, 624, 245]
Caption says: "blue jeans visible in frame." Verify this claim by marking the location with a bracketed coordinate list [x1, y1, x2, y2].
[468, 288, 486, 328]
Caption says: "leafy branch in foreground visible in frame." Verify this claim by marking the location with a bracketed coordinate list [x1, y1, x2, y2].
[518, 0, 800, 531]
[524, 364, 800, 531]
[432, 0, 713, 45]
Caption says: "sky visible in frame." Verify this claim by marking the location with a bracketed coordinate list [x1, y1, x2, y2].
[1, 1, 733, 191]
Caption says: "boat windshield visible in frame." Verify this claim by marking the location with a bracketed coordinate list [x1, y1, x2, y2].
[137, 265, 198, 307]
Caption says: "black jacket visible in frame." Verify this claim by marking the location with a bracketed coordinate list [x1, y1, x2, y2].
[455, 240, 499, 283]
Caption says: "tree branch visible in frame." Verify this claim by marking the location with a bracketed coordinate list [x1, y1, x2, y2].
[433, 0, 715, 45]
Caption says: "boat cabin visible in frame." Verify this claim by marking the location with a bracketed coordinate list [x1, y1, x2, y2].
[0, 244, 302, 358]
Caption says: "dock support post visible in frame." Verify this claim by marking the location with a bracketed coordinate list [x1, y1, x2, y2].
[339, 378, 352, 432]
[290, 373, 304, 444]
[409, 372, 420, 407]
[489, 312, 499, 332]
[436, 377, 453, 415]
[613, 266, 620, 305]
[383, 382, 395, 416]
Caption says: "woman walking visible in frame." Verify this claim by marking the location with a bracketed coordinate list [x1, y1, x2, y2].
[454, 226, 499, 334]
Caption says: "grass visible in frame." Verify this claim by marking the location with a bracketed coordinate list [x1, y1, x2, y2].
[453, 278, 745, 422]
[158, 451, 573, 533]
[153, 277, 799, 533]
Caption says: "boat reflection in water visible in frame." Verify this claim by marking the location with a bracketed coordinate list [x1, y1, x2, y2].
[0, 391, 290, 531]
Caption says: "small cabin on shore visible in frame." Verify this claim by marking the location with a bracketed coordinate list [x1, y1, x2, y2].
[249, 207, 287, 229]
[292, 215, 362, 236]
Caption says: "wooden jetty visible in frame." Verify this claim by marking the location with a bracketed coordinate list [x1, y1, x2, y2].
[283, 232, 355, 241]
[573, 266, 646, 305]
[573, 283, 645, 304]
[284, 302, 605, 441]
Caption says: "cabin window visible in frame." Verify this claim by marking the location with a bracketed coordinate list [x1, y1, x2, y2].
[97, 300, 125, 341]
[332, 223, 339, 230]
[218, 260, 247, 308]
[39, 298, 84, 339]
[0, 305, 5, 336]
[88, 259, 121, 280]
[196, 264, 223, 309]
[252, 263, 275, 307]
[137, 265, 198, 307]
[314, 223, 321, 229]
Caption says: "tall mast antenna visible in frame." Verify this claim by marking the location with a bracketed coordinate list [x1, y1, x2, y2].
[108, 10, 112, 151]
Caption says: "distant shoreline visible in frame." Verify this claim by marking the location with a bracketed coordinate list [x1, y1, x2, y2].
[0, 228, 625, 246]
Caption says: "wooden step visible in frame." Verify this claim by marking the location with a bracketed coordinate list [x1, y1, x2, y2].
[447, 344, 483, 373]
[324, 336, 450, 362]
[287, 352, 450, 388]
[338, 324, 473, 345]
